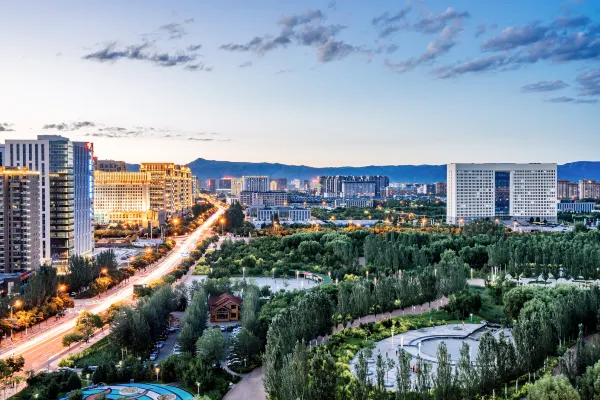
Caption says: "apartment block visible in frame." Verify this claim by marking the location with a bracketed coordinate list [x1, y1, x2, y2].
[0, 167, 42, 272]
[94, 171, 152, 225]
[139, 163, 193, 218]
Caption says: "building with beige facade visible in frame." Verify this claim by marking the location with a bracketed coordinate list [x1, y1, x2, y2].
[94, 171, 154, 225]
[0, 167, 42, 272]
[139, 163, 193, 219]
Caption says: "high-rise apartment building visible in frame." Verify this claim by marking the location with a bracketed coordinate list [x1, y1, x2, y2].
[342, 181, 376, 197]
[94, 171, 152, 225]
[94, 159, 126, 172]
[6, 136, 95, 264]
[446, 163, 557, 224]
[435, 182, 447, 196]
[0, 167, 42, 272]
[0, 145, 4, 166]
[139, 163, 193, 218]
[242, 176, 270, 192]
[192, 176, 200, 197]
[319, 175, 389, 197]
[557, 180, 579, 199]
[579, 179, 600, 200]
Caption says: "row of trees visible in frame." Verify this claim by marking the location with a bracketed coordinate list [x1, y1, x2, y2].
[111, 285, 178, 356]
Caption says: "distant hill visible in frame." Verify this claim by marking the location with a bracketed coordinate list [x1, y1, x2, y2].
[124, 159, 600, 183]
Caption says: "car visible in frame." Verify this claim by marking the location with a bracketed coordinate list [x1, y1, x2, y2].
[227, 360, 242, 367]
[226, 326, 234, 332]
[156, 341, 165, 348]
[58, 367, 77, 373]
[172, 350, 181, 355]
[148, 354, 157, 361]
[219, 326, 226, 332]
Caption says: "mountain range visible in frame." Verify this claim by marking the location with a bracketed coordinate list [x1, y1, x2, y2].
[126, 159, 600, 183]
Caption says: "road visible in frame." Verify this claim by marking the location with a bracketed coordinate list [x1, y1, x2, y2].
[0, 207, 224, 371]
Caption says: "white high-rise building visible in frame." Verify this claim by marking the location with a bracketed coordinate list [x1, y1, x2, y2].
[446, 163, 557, 225]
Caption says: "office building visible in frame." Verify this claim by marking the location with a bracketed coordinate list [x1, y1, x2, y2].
[94, 159, 126, 172]
[139, 163, 193, 218]
[446, 163, 557, 224]
[334, 198, 374, 208]
[94, 171, 153, 225]
[557, 180, 579, 199]
[217, 178, 232, 195]
[557, 201, 595, 213]
[246, 205, 311, 222]
[319, 175, 389, 197]
[73, 142, 94, 257]
[435, 182, 447, 196]
[579, 180, 600, 200]
[239, 191, 288, 206]
[342, 181, 376, 197]
[0, 167, 42, 272]
[242, 176, 270, 192]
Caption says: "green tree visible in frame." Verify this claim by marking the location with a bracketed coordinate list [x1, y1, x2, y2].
[527, 375, 579, 400]
[234, 327, 261, 362]
[455, 342, 476, 398]
[279, 342, 310, 400]
[309, 349, 336, 400]
[196, 328, 226, 365]
[62, 332, 83, 348]
[435, 341, 454, 400]
[396, 348, 412, 398]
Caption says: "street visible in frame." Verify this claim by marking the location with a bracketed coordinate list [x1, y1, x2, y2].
[0, 207, 224, 371]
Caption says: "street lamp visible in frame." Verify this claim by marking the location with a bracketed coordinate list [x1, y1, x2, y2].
[155, 367, 160, 382]
[101, 268, 108, 275]
[219, 218, 225, 235]
[57, 284, 67, 297]
[196, 381, 200, 395]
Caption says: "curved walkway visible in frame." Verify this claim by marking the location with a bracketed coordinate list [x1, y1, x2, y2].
[223, 296, 448, 400]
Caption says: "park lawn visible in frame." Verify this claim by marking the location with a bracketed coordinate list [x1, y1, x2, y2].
[59, 336, 115, 369]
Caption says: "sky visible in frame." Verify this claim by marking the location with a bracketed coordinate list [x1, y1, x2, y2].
[0, 0, 599, 167]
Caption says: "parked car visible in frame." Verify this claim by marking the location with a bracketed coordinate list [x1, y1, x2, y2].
[156, 341, 165, 348]
[148, 354, 157, 361]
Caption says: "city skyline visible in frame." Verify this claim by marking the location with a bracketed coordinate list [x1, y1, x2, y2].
[1, 0, 599, 166]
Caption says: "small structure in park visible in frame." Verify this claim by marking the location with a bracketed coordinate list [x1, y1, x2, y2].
[209, 293, 243, 322]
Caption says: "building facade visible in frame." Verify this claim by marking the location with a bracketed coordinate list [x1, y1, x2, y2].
[73, 142, 94, 257]
[341, 181, 376, 197]
[239, 191, 288, 206]
[0, 167, 42, 272]
[319, 175, 389, 197]
[333, 198, 374, 208]
[557, 202, 595, 213]
[435, 182, 447, 196]
[242, 176, 270, 192]
[94, 171, 152, 225]
[139, 163, 193, 218]
[446, 163, 557, 224]
[557, 180, 579, 199]
[231, 178, 243, 196]
[579, 180, 600, 200]
[94, 159, 126, 172]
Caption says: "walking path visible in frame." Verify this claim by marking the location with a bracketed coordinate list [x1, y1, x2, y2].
[224, 296, 449, 400]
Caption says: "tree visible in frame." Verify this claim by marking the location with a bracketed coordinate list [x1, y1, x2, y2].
[196, 328, 226, 365]
[414, 355, 432, 394]
[309, 349, 336, 400]
[279, 342, 310, 400]
[435, 341, 454, 400]
[396, 348, 412, 398]
[527, 375, 579, 400]
[62, 332, 83, 348]
[579, 360, 600, 400]
[376, 350, 386, 392]
[75, 311, 103, 342]
[455, 341, 476, 398]
[234, 327, 261, 362]
[354, 349, 370, 400]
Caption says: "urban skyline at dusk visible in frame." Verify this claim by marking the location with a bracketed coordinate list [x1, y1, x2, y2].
[1, 0, 599, 166]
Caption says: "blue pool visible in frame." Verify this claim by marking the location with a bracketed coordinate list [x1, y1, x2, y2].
[62, 383, 194, 400]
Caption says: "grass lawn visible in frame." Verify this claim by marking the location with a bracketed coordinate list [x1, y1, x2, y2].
[468, 285, 506, 323]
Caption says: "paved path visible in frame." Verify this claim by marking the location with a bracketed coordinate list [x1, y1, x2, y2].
[224, 296, 449, 400]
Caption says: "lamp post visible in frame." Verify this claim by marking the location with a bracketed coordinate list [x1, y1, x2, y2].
[196, 381, 200, 395]
[220, 218, 225, 235]
[9, 300, 22, 340]
[272, 268, 275, 281]
[155, 367, 160, 382]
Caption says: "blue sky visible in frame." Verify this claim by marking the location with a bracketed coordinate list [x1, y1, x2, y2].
[0, 0, 599, 166]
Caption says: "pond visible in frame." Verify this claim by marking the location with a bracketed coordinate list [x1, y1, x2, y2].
[186, 275, 322, 291]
